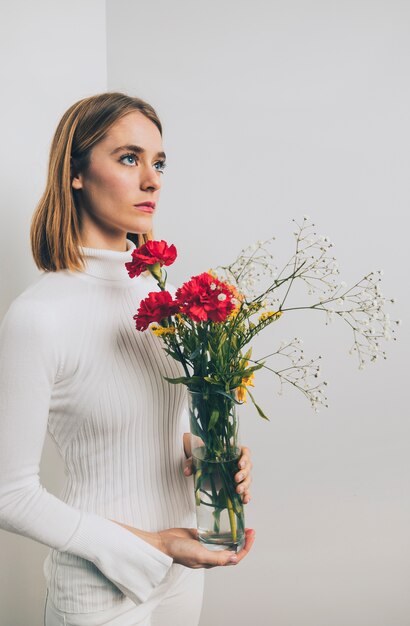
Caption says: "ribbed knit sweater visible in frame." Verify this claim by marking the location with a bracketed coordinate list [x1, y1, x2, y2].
[0, 238, 196, 614]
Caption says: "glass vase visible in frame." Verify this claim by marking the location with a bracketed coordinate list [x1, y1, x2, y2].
[186, 388, 245, 552]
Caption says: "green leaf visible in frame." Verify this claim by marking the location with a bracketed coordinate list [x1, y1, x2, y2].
[203, 376, 221, 385]
[162, 375, 204, 386]
[241, 361, 265, 376]
[212, 388, 242, 404]
[208, 344, 219, 363]
[188, 344, 202, 361]
[245, 387, 270, 421]
[162, 376, 191, 385]
[217, 486, 227, 512]
[162, 347, 183, 360]
[208, 408, 220, 431]
[217, 340, 228, 361]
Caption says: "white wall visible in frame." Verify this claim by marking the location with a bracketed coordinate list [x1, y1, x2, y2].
[106, 2, 410, 625]
[1, 2, 409, 624]
[0, 2, 106, 624]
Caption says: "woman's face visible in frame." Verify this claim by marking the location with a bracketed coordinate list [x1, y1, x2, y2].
[72, 110, 165, 250]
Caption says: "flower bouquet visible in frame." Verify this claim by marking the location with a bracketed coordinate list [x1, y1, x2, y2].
[125, 217, 399, 551]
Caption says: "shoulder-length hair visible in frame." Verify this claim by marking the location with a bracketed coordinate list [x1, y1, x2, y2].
[30, 92, 162, 272]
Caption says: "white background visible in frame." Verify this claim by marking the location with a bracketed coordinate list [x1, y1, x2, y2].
[107, 3, 409, 623]
[1, 1, 409, 624]
[0, 2, 106, 624]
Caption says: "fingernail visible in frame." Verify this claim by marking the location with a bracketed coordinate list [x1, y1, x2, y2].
[239, 461, 245, 469]
[229, 555, 238, 562]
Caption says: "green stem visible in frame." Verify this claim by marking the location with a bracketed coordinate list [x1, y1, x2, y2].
[191, 393, 245, 544]
[226, 496, 237, 542]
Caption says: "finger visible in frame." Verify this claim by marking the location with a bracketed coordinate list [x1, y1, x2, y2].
[187, 527, 199, 540]
[204, 547, 242, 568]
[239, 488, 252, 504]
[235, 472, 252, 502]
[183, 456, 193, 476]
[234, 467, 250, 486]
[239, 489, 252, 503]
[234, 528, 255, 562]
[205, 528, 256, 567]
[183, 432, 192, 459]
[235, 454, 251, 482]
[188, 532, 246, 568]
[236, 474, 252, 494]
[237, 446, 251, 470]
[236, 457, 252, 480]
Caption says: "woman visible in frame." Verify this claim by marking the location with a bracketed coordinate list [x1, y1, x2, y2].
[0, 92, 255, 626]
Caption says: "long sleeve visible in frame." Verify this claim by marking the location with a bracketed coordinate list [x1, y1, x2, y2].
[0, 296, 173, 606]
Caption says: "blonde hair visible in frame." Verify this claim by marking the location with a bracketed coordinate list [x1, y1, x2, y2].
[30, 92, 162, 272]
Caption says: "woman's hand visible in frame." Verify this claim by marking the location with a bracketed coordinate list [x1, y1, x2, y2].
[158, 527, 255, 568]
[110, 520, 255, 569]
[183, 433, 253, 505]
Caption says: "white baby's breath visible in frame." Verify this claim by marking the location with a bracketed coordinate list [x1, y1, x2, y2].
[212, 216, 399, 410]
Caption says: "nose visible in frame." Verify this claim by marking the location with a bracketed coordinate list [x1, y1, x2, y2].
[140, 164, 161, 192]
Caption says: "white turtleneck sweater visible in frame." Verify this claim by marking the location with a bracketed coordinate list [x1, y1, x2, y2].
[0, 239, 196, 614]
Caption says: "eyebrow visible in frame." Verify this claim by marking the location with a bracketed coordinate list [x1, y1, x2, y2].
[110, 144, 166, 160]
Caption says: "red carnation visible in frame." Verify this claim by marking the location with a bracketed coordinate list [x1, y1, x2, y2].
[174, 272, 235, 323]
[125, 240, 177, 278]
[134, 291, 180, 331]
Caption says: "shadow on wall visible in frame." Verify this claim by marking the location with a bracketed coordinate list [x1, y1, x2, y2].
[0, 186, 43, 319]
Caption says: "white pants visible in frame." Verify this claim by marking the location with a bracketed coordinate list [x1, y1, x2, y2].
[44, 568, 205, 626]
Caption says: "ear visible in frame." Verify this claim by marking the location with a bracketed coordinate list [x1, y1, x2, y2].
[71, 175, 83, 190]
[71, 157, 83, 190]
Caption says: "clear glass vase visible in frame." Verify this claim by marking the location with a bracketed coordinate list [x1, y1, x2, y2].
[187, 388, 245, 552]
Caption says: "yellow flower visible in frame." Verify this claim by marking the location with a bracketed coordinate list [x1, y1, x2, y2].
[174, 313, 186, 325]
[237, 369, 255, 402]
[207, 269, 219, 278]
[243, 371, 255, 387]
[258, 310, 282, 322]
[227, 305, 240, 320]
[247, 302, 263, 313]
[150, 325, 176, 336]
[237, 386, 247, 402]
[225, 285, 245, 320]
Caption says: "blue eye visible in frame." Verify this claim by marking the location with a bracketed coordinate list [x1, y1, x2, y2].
[120, 153, 138, 166]
[155, 160, 167, 174]
[119, 153, 167, 173]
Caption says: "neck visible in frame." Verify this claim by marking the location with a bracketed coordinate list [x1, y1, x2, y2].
[79, 233, 129, 252]
[78, 238, 138, 282]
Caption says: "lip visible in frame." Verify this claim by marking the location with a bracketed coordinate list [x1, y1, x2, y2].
[134, 202, 155, 213]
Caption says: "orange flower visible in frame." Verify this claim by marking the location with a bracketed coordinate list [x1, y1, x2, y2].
[226, 283, 245, 319]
